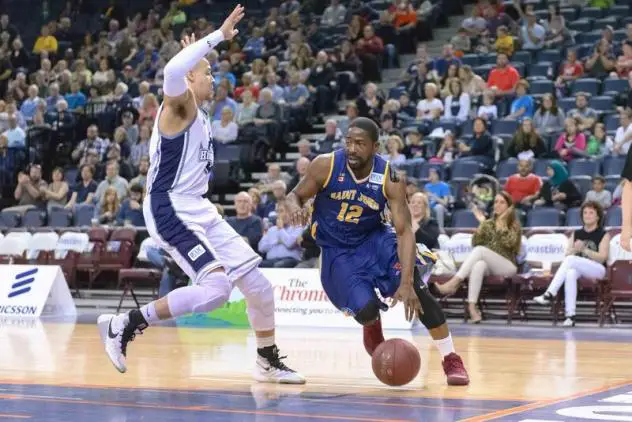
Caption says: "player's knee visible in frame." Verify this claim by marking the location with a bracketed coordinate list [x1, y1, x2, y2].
[354, 301, 381, 326]
[191, 271, 232, 313]
[239, 268, 275, 331]
[415, 283, 446, 329]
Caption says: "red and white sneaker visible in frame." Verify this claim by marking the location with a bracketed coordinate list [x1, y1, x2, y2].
[442, 353, 470, 386]
[363, 318, 385, 356]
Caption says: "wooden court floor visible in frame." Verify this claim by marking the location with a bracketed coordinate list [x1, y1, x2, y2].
[1, 318, 632, 421]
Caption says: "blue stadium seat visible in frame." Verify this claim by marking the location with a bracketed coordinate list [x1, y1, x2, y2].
[451, 160, 485, 179]
[605, 113, 620, 133]
[23, 209, 45, 227]
[603, 79, 629, 96]
[593, 17, 620, 31]
[528, 62, 555, 79]
[0, 210, 21, 228]
[558, 97, 577, 112]
[537, 50, 563, 63]
[605, 178, 620, 193]
[530, 80, 554, 96]
[526, 208, 563, 227]
[611, 5, 630, 16]
[389, 86, 406, 99]
[534, 159, 559, 178]
[572, 78, 601, 96]
[482, 53, 498, 65]
[606, 206, 622, 227]
[65, 167, 79, 186]
[492, 120, 519, 136]
[436, 118, 458, 135]
[48, 208, 72, 227]
[578, 31, 604, 45]
[450, 179, 470, 202]
[460, 54, 480, 67]
[472, 64, 495, 80]
[451, 209, 479, 228]
[560, 7, 578, 22]
[566, 207, 583, 226]
[510, 62, 525, 76]
[396, 161, 416, 178]
[496, 159, 518, 179]
[512, 50, 532, 65]
[419, 162, 445, 179]
[215, 144, 242, 162]
[461, 119, 474, 138]
[579, 7, 604, 20]
[571, 176, 593, 197]
[568, 19, 593, 34]
[74, 204, 95, 226]
[568, 159, 600, 177]
[589, 96, 614, 112]
[603, 156, 626, 176]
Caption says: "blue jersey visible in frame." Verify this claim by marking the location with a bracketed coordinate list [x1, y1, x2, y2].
[311, 150, 390, 249]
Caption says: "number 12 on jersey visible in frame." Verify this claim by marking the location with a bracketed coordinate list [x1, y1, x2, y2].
[337, 202, 363, 224]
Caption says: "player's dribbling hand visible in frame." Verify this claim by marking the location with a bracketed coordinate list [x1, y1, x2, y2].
[391, 283, 423, 322]
[220, 5, 245, 41]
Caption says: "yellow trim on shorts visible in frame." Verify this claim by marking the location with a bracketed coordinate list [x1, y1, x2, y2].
[322, 154, 334, 189]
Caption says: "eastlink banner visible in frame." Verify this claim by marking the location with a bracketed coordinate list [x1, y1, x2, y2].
[0, 265, 76, 318]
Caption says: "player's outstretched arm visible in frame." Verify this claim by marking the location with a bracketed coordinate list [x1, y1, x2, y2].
[161, 5, 244, 126]
[286, 154, 331, 226]
[385, 168, 421, 321]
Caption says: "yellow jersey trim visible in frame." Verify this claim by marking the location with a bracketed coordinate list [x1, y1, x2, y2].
[322, 154, 334, 189]
[382, 161, 390, 199]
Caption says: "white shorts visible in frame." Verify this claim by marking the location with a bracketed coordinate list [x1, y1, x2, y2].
[143, 193, 261, 284]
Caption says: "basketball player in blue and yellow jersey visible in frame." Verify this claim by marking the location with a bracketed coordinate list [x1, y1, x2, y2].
[286, 117, 469, 385]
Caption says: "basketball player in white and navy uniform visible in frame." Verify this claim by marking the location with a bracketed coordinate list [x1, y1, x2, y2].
[97, 6, 305, 384]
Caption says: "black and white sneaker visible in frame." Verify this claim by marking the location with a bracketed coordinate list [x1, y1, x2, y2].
[97, 313, 145, 373]
[254, 345, 306, 384]
[534, 292, 554, 306]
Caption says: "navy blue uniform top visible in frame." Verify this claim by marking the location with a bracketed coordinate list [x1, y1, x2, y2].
[311, 149, 390, 249]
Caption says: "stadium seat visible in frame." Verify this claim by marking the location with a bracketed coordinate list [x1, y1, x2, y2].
[528, 62, 554, 79]
[599, 260, 632, 325]
[534, 159, 559, 178]
[568, 19, 592, 33]
[526, 208, 563, 227]
[603, 156, 626, 176]
[492, 120, 519, 137]
[579, 7, 604, 20]
[578, 31, 603, 45]
[565, 207, 582, 227]
[512, 50, 532, 65]
[96, 228, 138, 285]
[74, 204, 95, 226]
[558, 97, 576, 112]
[419, 162, 445, 179]
[603, 78, 629, 96]
[560, 8, 578, 22]
[568, 159, 600, 177]
[451, 160, 485, 179]
[496, 159, 518, 179]
[0, 232, 31, 264]
[0, 210, 21, 228]
[50, 231, 90, 291]
[23, 208, 46, 227]
[451, 209, 479, 228]
[25, 232, 59, 262]
[589, 96, 614, 112]
[572, 78, 601, 96]
[606, 206, 622, 227]
[571, 176, 592, 197]
[49, 208, 73, 227]
[530, 80, 554, 96]
[605, 114, 620, 133]
[482, 53, 497, 65]
[536, 50, 562, 63]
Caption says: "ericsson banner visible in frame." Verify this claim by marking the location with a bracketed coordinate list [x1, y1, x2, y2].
[0, 265, 77, 318]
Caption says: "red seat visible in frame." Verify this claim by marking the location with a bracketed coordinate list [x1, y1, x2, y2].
[94, 228, 138, 289]
[116, 268, 162, 312]
[600, 260, 632, 326]
[77, 227, 108, 288]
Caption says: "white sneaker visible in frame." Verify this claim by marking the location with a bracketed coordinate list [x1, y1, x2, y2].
[253, 345, 306, 384]
[562, 317, 576, 327]
[97, 313, 144, 373]
[534, 292, 553, 305]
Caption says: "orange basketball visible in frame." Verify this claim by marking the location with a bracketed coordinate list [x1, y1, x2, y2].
[371, 338, 421, 386]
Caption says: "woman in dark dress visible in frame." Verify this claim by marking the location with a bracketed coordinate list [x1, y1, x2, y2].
[409, 192, 440, 249]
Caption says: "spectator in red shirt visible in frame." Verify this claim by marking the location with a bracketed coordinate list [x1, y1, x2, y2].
[616, 41, 632, 78]
[504, 156, 542, 208]
[356, 25, 385, 81]
[555, 49, 584, 96]
[487, 53, 520, 116]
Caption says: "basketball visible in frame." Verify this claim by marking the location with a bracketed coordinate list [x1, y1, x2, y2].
[371, 339, 421, 386]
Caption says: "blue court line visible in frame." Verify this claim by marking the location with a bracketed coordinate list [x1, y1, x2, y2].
[0, 383, 528, 422]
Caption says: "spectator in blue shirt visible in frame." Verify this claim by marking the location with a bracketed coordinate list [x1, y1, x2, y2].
[46, 83, 64, 111]
[65, 81, 87, 112]
[3, 114, 25, 148]
[226, 192, 264, 252]
[431, 44, 462, 78]
[243, 27, 265, 61]
[19, 85, 41, 120]
[507, 79, 535, 120]
[66, 164, 97, 209]
[424, 167, 452, 232]
[284, 72, 310, 106]
[210, 84, 238, 121]
[213, 60, 237, 88]
[258, 201, 304, 268]
[117, 184, 145, 227]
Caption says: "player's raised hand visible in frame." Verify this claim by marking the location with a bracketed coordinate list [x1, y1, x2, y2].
[180, 33, 197, 49]
[220, 4, 245, 41]
[391, 282, 423, 322]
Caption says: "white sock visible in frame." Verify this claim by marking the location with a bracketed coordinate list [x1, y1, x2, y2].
[140, 302, 160, 325]
[434, 334, 455, 358]
[256, 335, 275, 349]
